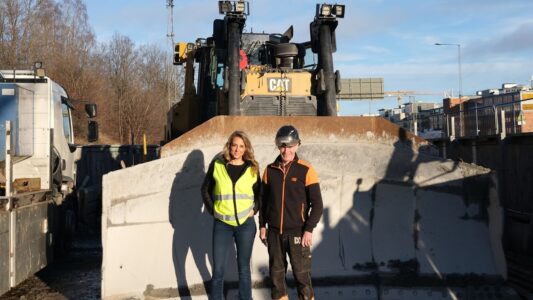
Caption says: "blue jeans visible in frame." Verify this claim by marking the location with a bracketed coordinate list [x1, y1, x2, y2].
[211, 217, 256, 300]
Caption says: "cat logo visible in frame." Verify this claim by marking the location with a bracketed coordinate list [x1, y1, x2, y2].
[267, 78, 291, 92]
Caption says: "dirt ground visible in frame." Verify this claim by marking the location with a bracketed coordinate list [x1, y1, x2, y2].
[1, 234, 102, 300]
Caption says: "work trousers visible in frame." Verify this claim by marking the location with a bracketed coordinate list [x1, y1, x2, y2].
[267, 229, 314, 300]
[211, 218, 256, 300]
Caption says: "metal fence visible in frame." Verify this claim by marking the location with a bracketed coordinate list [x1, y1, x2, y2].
[445, 98, 527, 139]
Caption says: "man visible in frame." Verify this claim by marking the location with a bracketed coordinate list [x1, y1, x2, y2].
[259, 125, 323, 300]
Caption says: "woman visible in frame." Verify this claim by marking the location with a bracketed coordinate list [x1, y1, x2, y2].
[201, 131, 260, 300]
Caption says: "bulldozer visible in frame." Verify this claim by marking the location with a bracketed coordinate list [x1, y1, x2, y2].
[166, 2, 344, 140]
[100, 2, 519, 299]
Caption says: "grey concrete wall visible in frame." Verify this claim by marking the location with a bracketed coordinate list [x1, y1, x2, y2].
[434, 135, 533, 293]
[102, 117, 507, 299]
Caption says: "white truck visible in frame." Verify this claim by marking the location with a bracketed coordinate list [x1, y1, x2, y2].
[0, 67, 97, 295]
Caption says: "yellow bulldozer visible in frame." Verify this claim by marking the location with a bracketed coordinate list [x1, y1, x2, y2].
[167, 2, 344, 140]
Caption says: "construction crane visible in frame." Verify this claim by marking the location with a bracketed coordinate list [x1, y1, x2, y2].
[384, 90, 442, 107]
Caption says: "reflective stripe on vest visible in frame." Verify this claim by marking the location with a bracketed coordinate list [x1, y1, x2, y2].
[214, 205, 254, 222]
[214, 194, 254, 201]
[212, 159, 255, 226]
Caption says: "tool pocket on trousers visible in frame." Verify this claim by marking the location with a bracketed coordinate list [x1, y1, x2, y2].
[300, 245, 312, 271]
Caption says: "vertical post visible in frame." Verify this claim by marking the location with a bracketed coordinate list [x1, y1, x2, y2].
[450, 116, 456, 141]
[472, 141, 477, 164]
[446, 115, 450, 137]
[5, 121, 12, 205]
[5, 121, 16, 288]
[457, 44, 462, 99]
[459, 103, 465, 138]
[130, 131, 135, 166]
[143, 134, 147, 163]
[475, 101, 479, 136]
[414, 114, 418, 136]
[493, 105, 499, 135]
[500, 110, 506, 140]
[166, 0, 175, 110]
[511, 99, 516, 134]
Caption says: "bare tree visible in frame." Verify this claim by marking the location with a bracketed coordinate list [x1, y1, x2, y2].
[127, 45, 169, 143]
[103, 33, 138, 143]
[0, 0, 176, 145]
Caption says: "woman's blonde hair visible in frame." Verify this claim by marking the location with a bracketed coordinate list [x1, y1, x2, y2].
[223, 131, 259, 175]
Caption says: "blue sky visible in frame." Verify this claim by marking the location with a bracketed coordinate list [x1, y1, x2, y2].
[86, 0, 533, 115]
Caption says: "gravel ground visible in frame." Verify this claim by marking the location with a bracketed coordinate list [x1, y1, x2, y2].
[1, 234, 102, 300]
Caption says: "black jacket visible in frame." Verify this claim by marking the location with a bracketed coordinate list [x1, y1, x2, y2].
[259, 154, 323, 234]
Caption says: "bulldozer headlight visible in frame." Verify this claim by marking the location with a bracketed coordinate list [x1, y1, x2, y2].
[219, 1, 249, 16]
[235, 1, 246, 12]
[320, 4, 332, 16]
[219, 1, 232, 14]
[317, 3, 345, 19]
[333, 4, 345, 18]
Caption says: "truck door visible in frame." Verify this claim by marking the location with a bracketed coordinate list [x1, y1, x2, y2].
[58, 97, 75, 184]
[61, 99, 73, 144]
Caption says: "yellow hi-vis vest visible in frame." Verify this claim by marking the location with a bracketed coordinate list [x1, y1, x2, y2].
[212, 159, 255, 226]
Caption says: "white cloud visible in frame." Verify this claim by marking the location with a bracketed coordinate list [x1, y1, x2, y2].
[465, 22, 533, 59]
[362, 45, 390, 54]
[335, 53, 367, 63]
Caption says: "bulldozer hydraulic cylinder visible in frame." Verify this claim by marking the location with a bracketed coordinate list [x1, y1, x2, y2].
[319, 23, 337, 116]
[227, 19, 242, 115]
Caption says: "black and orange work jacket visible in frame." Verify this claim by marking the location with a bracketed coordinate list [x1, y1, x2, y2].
[259, 154, 323, 234]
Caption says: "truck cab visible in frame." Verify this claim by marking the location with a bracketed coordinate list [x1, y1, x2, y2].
[0, 68, 77, 200]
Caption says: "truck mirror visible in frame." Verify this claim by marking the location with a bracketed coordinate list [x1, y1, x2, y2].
[85, 103, 97, 118]
[88, 121, 99, 142]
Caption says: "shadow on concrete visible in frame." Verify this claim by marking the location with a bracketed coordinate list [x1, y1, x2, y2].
[169, 149, 213, 297]
[311, 126, 505, 295]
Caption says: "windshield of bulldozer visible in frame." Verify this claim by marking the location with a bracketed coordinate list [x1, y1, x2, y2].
[241, 33, 316, 70]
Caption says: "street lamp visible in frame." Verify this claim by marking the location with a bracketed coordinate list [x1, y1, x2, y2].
[435, 42, 478, 136]
[435, 43, 462, 99]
